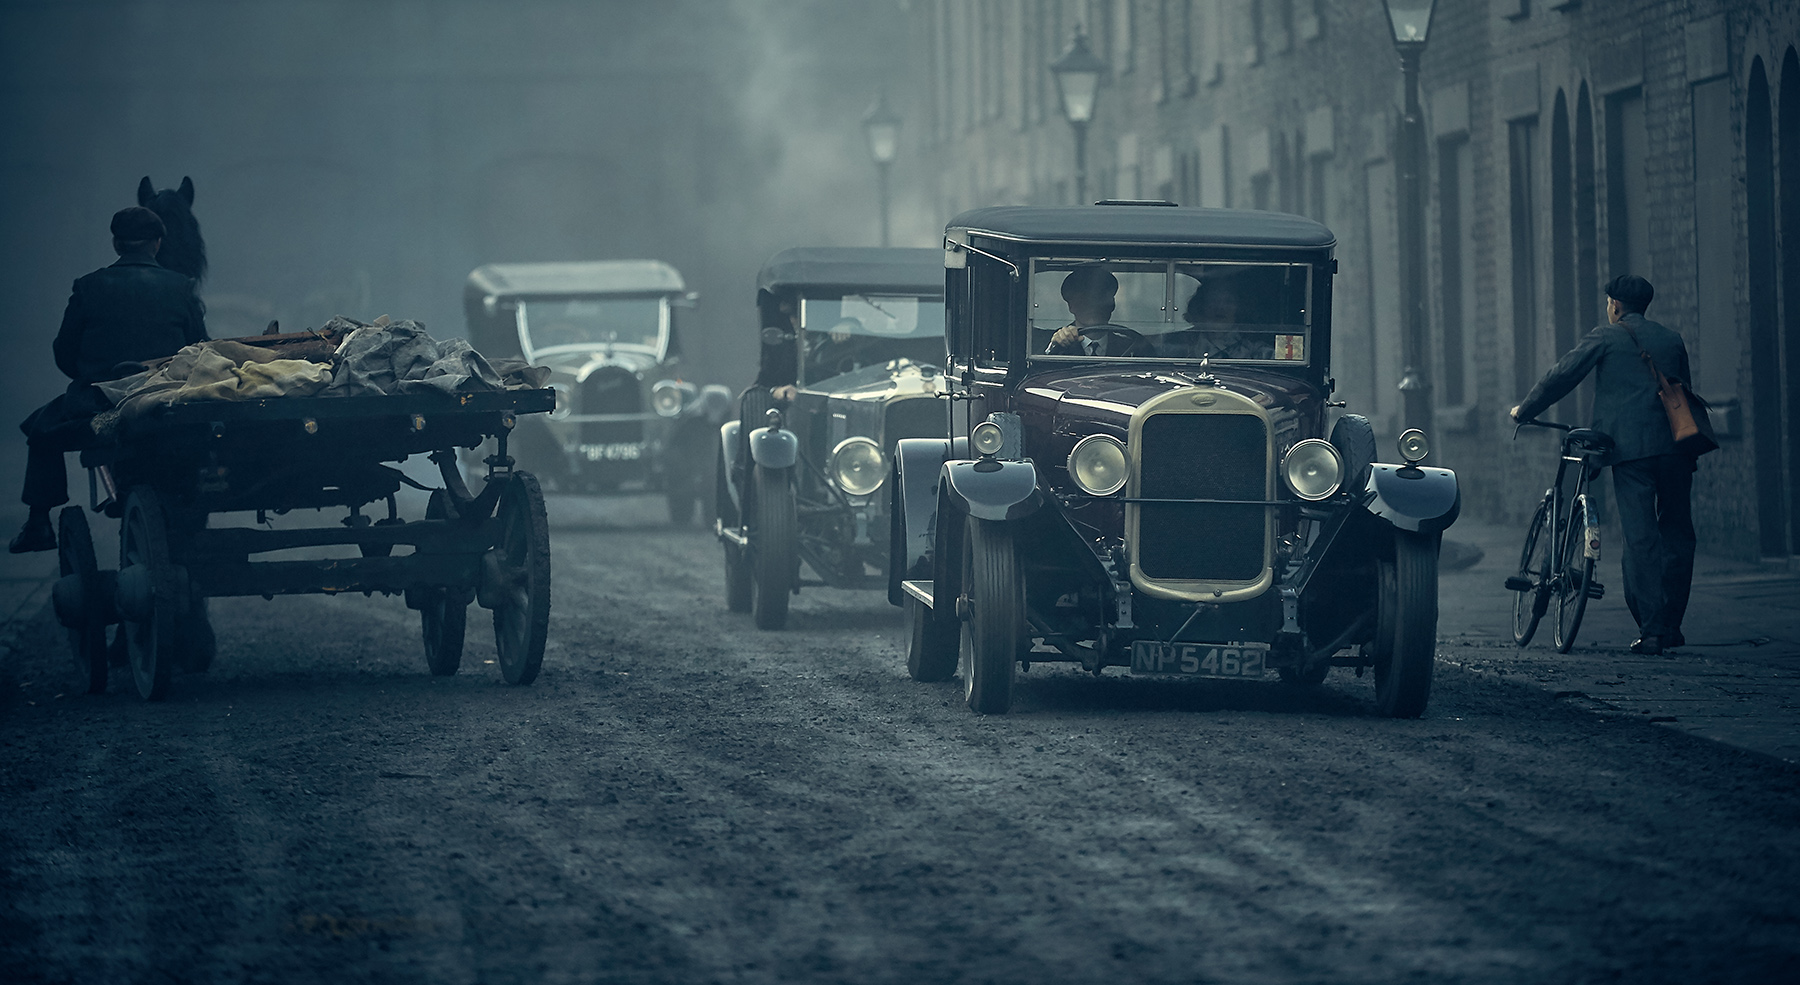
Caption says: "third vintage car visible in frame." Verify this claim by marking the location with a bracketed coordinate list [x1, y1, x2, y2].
[716, 247, 949, 629]
[464, 260, 731, 524]
[888, 204, 1460, 716]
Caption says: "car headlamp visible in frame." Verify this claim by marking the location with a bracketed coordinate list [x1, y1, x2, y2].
[971, 421, 1006, 457]
[829, 436, 886, 497]
[651, 380, 686, 418]
[1281, 438, 1344, 501]
[548, 383, 573, 421]
[1397, 428, 1430, 465]
[1067, 434, 1128, 496]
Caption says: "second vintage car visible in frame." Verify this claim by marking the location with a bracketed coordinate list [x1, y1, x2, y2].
[716, 247, 950, 629]
[464, 260, 731, 524]
[888, 204, 1460, 716]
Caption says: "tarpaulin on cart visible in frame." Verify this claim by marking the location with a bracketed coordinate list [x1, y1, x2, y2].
[97, 339, 333, 417]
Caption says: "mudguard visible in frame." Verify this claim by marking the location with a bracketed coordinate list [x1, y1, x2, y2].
[749, 424, 798, 469]
[942, 459, 1044, 522]
[1362, 464, 1461, 534]
[888, 438, 952, 605]
[719, 421, 743, 508]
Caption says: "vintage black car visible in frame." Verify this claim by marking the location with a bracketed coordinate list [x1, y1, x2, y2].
[464, 260, 730, 523]
[716, 247, 949, 629]
[888, 205, 1460, 716]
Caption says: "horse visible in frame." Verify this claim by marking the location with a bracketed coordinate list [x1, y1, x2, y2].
[136, 175, 207, 284]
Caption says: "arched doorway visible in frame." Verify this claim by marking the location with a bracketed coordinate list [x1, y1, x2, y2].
[1576, 84, 1600, 421]
[1551, 91, 1576, 417]
[1780, 48, 1800, 553]
[1747, 58, 1788, 556]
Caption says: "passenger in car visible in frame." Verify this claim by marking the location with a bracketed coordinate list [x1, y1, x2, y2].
[1168, 275, 1275, 360]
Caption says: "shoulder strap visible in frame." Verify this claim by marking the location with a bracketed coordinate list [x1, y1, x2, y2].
[1618, 321, 1666, 387]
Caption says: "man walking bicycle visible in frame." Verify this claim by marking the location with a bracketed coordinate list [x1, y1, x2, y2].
[1510, 274, 1697, 655]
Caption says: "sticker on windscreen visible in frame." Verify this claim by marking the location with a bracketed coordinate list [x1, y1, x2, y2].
[1275, 335, 1306, 360]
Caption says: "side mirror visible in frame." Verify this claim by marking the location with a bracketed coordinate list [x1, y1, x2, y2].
[674, 291, 700, 309]
[943, 231, 969, 269]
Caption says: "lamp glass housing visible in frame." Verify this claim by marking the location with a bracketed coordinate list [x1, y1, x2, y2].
[1382, 0, 1436, 45]
[1050, 31, 1106, 124]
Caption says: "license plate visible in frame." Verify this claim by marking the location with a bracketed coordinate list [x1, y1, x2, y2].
[580, 442, 644, 462]
[1130, 641, 1270, 679]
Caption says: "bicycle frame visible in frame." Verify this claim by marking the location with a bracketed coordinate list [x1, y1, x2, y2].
[1510, 420, 1607, 649]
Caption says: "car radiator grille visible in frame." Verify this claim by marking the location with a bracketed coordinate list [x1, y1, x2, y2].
[1135, 412, 1268, 582]
[882, 396, 948, 446]
[580, 367, 643, 445]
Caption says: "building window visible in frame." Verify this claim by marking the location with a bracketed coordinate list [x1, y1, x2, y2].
[1113, 0, 1135, 73]
[1178, 1, 1197, 95]
[1246, 0, 1265, 66]
[1604, 88, 1649, 280]
[1438, 137, 1473, 408]
[1509, 117, 1539, 401]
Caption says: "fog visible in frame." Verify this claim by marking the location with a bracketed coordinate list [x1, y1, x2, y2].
[0, 0, 928, 439]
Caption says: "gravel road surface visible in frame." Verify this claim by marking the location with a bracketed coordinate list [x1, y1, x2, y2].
[3, 495, 1797, 984]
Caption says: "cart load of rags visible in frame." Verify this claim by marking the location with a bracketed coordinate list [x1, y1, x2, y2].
[91, 316, 551, 429]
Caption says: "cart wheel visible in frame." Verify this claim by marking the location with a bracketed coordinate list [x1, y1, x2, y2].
[119, 488, 178, 701]
[176, 598, 216, 673]
[488, 472, 550, 685]
[420, 491, 467, 676]
[57, 507, 107, 694]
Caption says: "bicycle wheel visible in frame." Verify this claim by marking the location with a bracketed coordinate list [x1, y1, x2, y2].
[1511, 498, 1552, 647]
[1553, 496, 1595, 653]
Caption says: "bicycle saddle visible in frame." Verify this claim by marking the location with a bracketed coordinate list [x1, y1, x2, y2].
[1566, 428, 1613, 453]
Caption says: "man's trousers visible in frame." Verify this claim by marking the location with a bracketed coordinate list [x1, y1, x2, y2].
[1610, 454, 1697, 638]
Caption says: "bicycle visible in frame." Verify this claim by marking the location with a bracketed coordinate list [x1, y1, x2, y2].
[1505, 420, 1611, 652]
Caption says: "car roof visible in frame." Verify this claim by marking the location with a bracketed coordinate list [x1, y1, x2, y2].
[947, 205, 1337, 250]
[756, 247, 946, 295]
[466, 260, 685, 297]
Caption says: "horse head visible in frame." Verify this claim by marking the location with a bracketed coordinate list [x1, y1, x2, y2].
[137, 175, 207, 284]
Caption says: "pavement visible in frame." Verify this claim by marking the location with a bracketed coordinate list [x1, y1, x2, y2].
[2, 478, 1794, 763]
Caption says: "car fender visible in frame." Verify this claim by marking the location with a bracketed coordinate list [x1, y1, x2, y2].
[888, 438, 952, 605]
[942, 459, 1044, 522]
[686, 384, 734, 424]
[1362, 464, 1461, 534]
[719, 421, 743, 507]
[748, 424, 798, 469]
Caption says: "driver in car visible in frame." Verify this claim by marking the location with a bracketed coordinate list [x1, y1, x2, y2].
[1045, 265, 1146, 356]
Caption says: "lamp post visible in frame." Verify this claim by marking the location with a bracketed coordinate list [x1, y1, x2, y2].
[863, 93, 901, 247]
[1050, 28, 1106, 205]
[1384, 0, 1437, 437]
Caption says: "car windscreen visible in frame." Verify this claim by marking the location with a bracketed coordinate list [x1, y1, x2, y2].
[799, 294, 946, 385]
[1028, 259, 1311, 365]
[517, 297, 667, 357]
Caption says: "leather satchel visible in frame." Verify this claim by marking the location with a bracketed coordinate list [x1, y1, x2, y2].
[1623, 323, 1719, 457]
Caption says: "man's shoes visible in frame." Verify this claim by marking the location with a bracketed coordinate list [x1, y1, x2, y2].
[8, 513, 55, 554]
[1628, 636, 1663, 655]
[1667, 631, 1685, 648]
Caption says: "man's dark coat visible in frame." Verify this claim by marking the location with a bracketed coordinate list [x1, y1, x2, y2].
[1515, 312, 1692, 464]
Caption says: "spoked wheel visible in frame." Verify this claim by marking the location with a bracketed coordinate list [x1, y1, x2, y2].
[419, 491, 467, 676]
[959, 515, 1022, 714]
[906, 594, 959, 682]
[487, 473, 551, 685]
[1553, 498, 1595, 653]
[1511, 499, 1552, 647]
[1373, 530, 1440, 719]
[718, 448, 752, 613]
[119, 488, 179, 701]
[56, 507, 107, 694]
[749, 465, 795, 630]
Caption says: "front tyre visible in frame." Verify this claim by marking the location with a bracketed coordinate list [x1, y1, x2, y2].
[490, 472, 551, 685]
[1374, 530, 1439, 719]
[960, 516, 1021, 714]
[750, 466, 796, 630]
[1511, 499, 1551, 647]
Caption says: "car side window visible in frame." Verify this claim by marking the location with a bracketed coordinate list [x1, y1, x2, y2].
[968, 257, 1013, 367]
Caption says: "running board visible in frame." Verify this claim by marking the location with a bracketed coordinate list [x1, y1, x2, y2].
[901, 579, 934, 609]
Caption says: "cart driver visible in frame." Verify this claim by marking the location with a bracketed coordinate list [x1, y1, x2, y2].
[1045, 264, 1150, 357]
[11, 207, 208, 553]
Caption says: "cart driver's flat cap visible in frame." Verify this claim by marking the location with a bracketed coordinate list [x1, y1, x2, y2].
[110, 206, 165, 241]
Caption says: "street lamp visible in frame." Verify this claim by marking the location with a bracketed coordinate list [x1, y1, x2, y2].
[863, 93, 902, 247]
[1050, 27, 1106, 205]
[1383, 0, 1437, 437]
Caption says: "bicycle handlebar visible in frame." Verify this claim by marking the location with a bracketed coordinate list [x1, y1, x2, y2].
[1512, 419, 1573, 440]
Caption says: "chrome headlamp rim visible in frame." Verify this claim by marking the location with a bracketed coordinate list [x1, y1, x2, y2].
[828, 436, 886, 497]
[1066, 433, 1129, 497]
[650, 379, 688, 418]
[1397, 428, 1430, 464]
[547, 382, 573, 421]
[970, 420, 1006, 458]
[1281, 437, 1344, 501]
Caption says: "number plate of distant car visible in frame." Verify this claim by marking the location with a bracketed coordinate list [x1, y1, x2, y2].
[579, 442, 644, 462]
[1129, 641, 1270, 679]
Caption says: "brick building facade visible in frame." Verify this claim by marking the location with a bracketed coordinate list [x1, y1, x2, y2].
[897, 1, 1800, 562]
